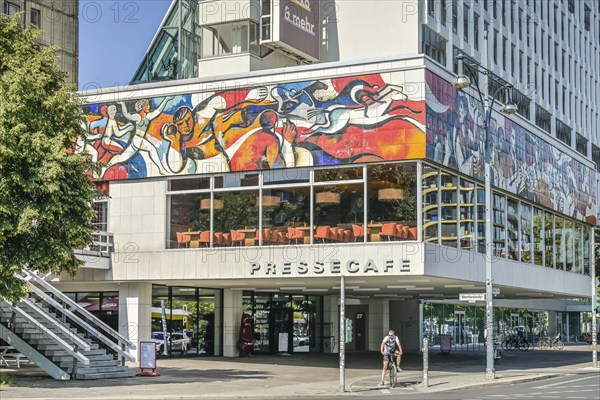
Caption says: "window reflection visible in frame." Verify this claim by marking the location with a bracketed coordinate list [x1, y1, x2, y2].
[367, 163, 417, 242]
[214, 191, 259, 246]
[262, 187, 310, 245]
[520, 203, 532, 263]
[554, 216, 564, 270]
[506, 199, 518, 260]
[544, 212, 554, 268]
[533, 208, 544, 266]
[422, 166, 439, 244]
[573, 223, 582, 273]
[493, 194, 506, 258]
[313, 183, 364, 243]
[564, 219, 573, 271]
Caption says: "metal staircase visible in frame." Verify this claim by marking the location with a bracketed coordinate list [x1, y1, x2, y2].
[0, 268, 136, 380]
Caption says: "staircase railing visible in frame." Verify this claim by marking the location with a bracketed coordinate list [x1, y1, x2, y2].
[20, 268, 136, 363]
[0, 299, 90, 366]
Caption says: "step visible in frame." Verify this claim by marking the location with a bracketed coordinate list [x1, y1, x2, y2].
[67, 365, 131, 375]
[74, 370, 136, 380]
[59, 359, 120, 368]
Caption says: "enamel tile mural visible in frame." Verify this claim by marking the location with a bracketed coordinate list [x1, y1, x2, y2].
[79, 73, 426, 181]
[425, 70, 597, 223]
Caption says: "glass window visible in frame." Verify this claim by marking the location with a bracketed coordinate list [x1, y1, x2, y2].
[168, 193, 210, 248]
[440, 172, 458, 247]
[506, 199, 518, 260]
[544, 212, 554, 268]
[3, 2, 19, 17]
[261, 187, 310, 245]
[573, 223, 582, 273]
[476, 187, 485, 254]
[520, 203, 532, 263]
[214, 191, 259, 246]
[201, 21, 252, 58]
[313, 183, 364, 244]
[214, 172, 259, 188]
[170, 177, 210, 191]
[459, 179, 476, 251]
[92, 200, 108, 232]
[367, 163, 417, 242]
[532, 208, 544, 266]
[314, 166, 362, 182]
[554, 216, 564, 270]
[263, 168, 310, 185]
[422, 166, 439, 244]
[564, 219, 573, 271]
[493, 194, 506, 258]
[30, 8, 41, 27]
[583, 226, 590, 275]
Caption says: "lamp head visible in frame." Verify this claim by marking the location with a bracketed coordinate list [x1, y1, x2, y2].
[500, 102, 518, 115]
[452, 74, 472, 89]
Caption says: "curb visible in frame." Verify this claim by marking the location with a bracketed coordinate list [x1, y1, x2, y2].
[413, 373, 562, 393]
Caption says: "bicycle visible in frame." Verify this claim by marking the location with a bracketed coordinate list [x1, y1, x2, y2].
[549, 334, 564, 350]
[384, 352, 398, 388]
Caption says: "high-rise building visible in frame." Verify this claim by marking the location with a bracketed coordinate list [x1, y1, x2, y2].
[62, 0, 600, 360]
[1, 0, 79, 85]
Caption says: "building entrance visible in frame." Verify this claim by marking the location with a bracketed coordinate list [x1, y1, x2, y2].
[243, 292, 322, 354]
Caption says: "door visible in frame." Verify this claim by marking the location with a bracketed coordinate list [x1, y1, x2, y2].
[270, 296, 292, 353]
[354, 312, 366, 350]
[454, 311, 466, 345]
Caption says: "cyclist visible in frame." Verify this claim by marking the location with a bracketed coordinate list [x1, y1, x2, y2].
[379, 329, 403, 386]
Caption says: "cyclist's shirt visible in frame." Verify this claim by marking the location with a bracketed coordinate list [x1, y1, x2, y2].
[382, 335, 399, 353]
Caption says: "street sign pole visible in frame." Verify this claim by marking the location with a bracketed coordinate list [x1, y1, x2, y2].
[339, 274, 345, 392]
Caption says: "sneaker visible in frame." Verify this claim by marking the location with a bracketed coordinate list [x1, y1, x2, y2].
[396, 367, 403, 372]
[378, 381, 385, 387]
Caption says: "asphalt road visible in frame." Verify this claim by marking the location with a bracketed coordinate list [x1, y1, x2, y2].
[315, 372, 600, 400]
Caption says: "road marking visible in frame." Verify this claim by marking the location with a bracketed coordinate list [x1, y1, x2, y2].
[534, 376, 598, 389]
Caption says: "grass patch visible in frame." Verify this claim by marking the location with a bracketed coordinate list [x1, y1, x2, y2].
[0, 373, 16, 387]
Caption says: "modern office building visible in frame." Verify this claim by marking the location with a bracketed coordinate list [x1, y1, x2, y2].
[1, 0, 79, 85]
[60, 0, 598, 359]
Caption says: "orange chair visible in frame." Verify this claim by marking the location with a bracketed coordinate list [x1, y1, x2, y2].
[261, 228, 273, 244]
[352, 224, 370, 241]
[287, 227, 305, 244]
[314, 226, 331, 242]
[214, 232, 224, 246]
[401, 225, 409, 239]
[199, 231, 211, 247]
[408, 227, 418, 240]
[394, 223, 404, 238]
[329, 227, 342, 241]
[341, 229, 354, 242]
[221, 233, 232, 246]
[176, 232, 190, 248]
[380, 223, 397, 241]
[230, 230, 245, 246]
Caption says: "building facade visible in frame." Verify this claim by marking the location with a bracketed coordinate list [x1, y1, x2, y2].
[66, 0, 598, 358]
[1, 0, 79, 85]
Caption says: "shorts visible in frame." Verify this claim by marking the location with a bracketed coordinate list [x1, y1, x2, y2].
[382, 351, 399, 362]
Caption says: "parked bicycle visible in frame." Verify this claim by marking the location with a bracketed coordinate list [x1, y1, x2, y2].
[502, 333, 529, 351]
[537, 333, 564, 350]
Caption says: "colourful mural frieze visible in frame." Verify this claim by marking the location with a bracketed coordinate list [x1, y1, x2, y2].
[425, 70, 597, 224]
[78, 74, 426, 181]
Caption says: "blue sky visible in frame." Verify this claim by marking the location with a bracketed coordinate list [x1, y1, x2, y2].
[79, 0, 173, 90]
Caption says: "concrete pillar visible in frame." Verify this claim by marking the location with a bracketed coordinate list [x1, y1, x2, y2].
[222, 289, 243, 357]
[368, 298, 388, 351]
[119, 282, 153, 358]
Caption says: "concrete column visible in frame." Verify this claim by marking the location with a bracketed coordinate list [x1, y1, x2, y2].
[368, 298, 388, 351]
[222, 289, 243, 357]
[119, 282, 153, 357]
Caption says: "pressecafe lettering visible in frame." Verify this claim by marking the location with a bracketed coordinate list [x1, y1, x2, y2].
[249, 259, 410, 275]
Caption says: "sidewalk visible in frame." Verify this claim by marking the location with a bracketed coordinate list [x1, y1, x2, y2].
[0, 344, 597, 399]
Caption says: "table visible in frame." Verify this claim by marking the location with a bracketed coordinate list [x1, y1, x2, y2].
[367, 223, 383, 242]
[181, 231, 201, 248]
[237, 228, 257, 246]
[0, 346, 27, 368]
[296, 226, 313, 244]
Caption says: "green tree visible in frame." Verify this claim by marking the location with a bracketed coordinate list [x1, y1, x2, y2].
[0, 15, 97, 300]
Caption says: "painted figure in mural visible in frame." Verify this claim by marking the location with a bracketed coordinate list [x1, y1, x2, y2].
[167, 87, 271, 172]
[99, 97, 174, 177]
[304, 84, 423, 137]
[98, 104, 136, 163]
[444, 95, 475, 175]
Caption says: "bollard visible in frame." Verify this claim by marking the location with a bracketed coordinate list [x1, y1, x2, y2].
[422, 337, 429, 388]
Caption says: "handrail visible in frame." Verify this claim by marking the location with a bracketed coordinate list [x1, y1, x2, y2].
[21, 268, 135, 350]
[0, 299, 90, 365]
[20, 297, 91, 351]
[27, 285, 135, 362]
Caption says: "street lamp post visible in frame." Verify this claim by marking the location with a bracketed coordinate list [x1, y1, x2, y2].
[452, 31, 518, 380]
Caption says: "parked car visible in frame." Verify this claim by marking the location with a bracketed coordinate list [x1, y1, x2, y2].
[293, 334, 310, 347]
[151, 331, 191, 354]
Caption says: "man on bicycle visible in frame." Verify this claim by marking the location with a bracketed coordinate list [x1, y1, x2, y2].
[379, 329, 403, 386]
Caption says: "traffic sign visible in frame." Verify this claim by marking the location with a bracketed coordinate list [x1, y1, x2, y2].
[492, 288, 500, 296]
[459, 293, 486, 302]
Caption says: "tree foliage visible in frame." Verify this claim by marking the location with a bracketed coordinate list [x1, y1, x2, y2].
[0, 15, 97, 300]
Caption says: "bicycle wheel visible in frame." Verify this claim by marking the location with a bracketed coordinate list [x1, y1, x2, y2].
[554, 340, 564, 350]
[389, 366, 397, 388]
[519, 340, 529, 351]
[537, 338, 548, 350]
